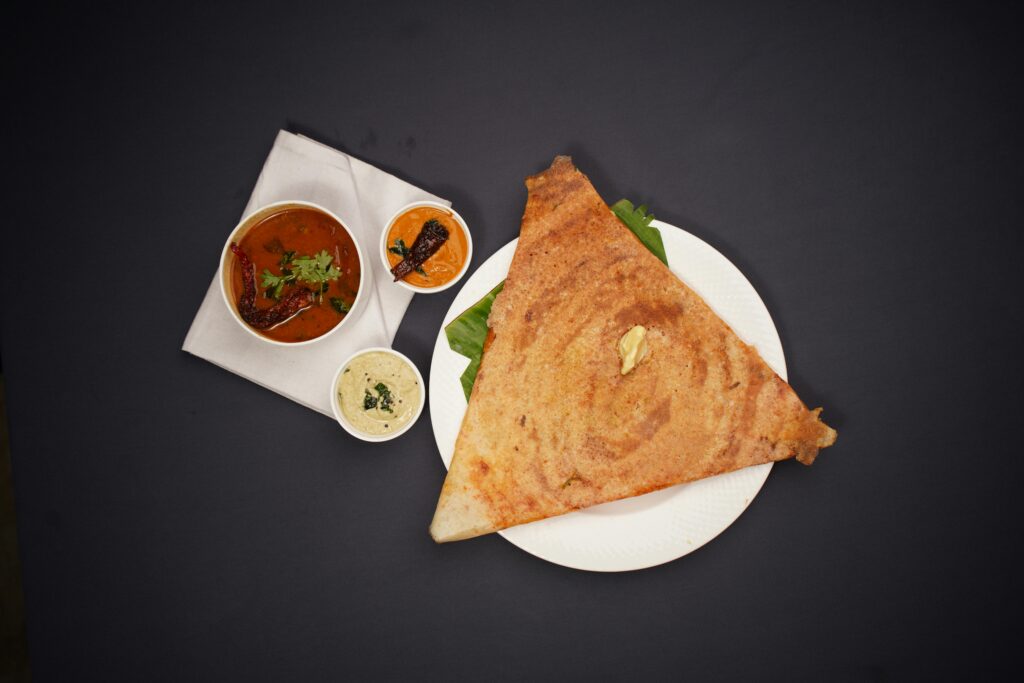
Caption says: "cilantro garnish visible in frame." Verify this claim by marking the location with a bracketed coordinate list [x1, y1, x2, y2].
[261, 270, 291, 300]
[260, 249, 341, 301]
[291, 250, 342, 285]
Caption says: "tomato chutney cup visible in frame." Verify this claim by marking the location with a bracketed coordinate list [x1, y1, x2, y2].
[379, 201, 472, 294]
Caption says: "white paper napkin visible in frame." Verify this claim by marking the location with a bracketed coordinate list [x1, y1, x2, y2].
[183, 131, 448, 417]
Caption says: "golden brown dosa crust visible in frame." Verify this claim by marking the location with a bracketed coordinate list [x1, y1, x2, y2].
[430, 156, 836, 542]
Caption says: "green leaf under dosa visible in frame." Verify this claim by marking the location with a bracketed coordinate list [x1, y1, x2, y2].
[609, 199, 667, 266]
[444, 282, 504, 401]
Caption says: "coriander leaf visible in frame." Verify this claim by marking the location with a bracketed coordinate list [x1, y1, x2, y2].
[289, 255, 316, 278]
[261, 268, 296, 300]
[291, 250, 341, 286]
[314, 250, 333, 271]
[269, 281, 286, 300]
[330, 297, 351, 314]
[261, 269, 285, 289]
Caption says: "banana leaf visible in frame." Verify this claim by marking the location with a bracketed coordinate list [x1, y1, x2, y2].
[610, 199, 667, 265]
[445, 282, 504, 400]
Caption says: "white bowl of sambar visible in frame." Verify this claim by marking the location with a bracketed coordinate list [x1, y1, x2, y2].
[219, 200, 367, 346]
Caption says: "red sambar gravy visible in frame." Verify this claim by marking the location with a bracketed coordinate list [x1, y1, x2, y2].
[231, 207, 360, 342]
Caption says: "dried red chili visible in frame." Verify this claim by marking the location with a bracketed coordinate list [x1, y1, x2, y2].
[390, 219, 449, 281]
[230, 243, 313, 330]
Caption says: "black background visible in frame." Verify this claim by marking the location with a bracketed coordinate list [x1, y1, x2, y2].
[4, 1, 1022, 680]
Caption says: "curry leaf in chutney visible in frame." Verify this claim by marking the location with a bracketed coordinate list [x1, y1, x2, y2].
[389, 238, 427, 276]
[389, 239, 411, 257]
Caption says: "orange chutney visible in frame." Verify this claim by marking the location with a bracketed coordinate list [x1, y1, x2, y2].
[385, 207, 468, 288]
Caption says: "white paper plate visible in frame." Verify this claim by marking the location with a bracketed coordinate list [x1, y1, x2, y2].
[429, 221, 786, 571]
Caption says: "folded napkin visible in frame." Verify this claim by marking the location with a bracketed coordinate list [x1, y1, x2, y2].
[183, 131, 448, 417]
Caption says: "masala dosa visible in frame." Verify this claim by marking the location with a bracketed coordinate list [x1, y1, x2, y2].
[430, 156, 836, 543]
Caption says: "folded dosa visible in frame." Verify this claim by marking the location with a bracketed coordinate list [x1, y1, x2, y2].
[431, 156, 836, 543]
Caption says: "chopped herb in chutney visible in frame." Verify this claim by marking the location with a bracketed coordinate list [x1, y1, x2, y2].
[374, 382, 394, 413]
[363, 390, 378, 410]
[360, 382, 394, 413]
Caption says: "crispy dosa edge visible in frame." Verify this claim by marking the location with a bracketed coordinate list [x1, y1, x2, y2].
[430, 156, 836, 543]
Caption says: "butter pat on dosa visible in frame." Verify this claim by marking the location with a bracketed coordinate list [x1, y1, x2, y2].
[431, 156, 836, 543]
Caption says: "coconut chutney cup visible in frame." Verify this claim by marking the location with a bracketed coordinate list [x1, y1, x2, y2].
[330, 347, 426, 442]
[219, 200, 369, 347]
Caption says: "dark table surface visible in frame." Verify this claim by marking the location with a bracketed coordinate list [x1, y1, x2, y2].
[5, 1, 1021, 680]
